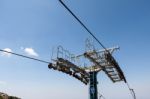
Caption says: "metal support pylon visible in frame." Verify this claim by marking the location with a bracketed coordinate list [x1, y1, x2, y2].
[89, 71, 98, 99]
[48, 45, 127, 99]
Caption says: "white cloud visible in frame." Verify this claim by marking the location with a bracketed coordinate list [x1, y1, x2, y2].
[24, 48, 39, 57]
[1, 48, 12, 57]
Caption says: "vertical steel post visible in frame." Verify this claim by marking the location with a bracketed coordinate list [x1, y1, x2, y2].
[89, 71, 98, 99]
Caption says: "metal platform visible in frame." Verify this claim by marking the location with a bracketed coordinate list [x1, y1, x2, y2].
[84, 50, 126, 83]
[48, 58, 89, 85]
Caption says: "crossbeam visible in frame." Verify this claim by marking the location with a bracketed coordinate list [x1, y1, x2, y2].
[48, 58, 90, 85]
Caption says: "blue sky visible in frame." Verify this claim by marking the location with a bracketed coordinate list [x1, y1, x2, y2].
[0, 0, 150, 99]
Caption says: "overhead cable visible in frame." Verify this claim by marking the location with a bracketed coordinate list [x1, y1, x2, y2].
[126, 81, 136, 99]
[0, 49, 50, 64]
[59, 0, 107, 50]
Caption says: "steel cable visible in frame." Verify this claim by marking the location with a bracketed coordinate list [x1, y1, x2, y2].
[0, 49, 50, 64]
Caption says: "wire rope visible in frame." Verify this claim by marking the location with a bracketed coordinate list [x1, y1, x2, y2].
[0, 49, 50, 64]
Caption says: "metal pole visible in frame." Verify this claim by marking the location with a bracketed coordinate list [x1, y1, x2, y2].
[89, 71, 98, 99]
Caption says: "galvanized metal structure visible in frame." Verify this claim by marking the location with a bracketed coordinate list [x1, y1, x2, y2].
[48, 38, 126, 99]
